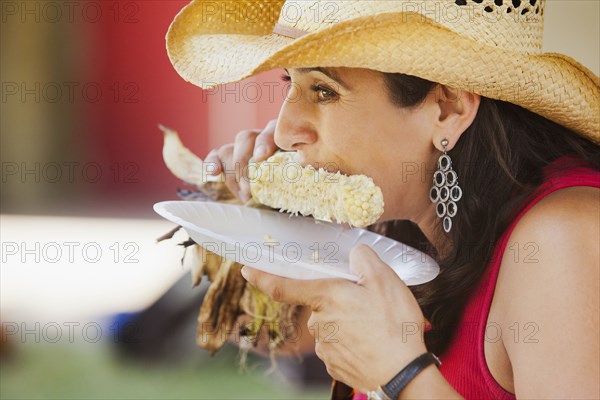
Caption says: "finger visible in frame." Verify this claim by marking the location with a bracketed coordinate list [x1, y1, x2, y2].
[253, 120, 278, 161]
[216, 144, 240, 198]
[307, 312, 322, 343]
[240, 266, 328, 310]
[232, 129, 260, 202]
[203, 149, 223, 175]
[349, 244, 400, 287]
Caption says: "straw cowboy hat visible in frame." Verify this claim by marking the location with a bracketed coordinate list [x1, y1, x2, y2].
[166, 0, 599, 143]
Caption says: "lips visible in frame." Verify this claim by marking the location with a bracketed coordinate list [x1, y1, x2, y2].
[294, 152, 344, 174]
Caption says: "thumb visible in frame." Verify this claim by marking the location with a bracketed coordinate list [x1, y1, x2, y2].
[349, 244, 397, 287]
[252, 120, 278, 161]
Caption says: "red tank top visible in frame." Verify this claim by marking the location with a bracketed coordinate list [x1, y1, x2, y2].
[438, 156, 599, 398]
[337, 156, 599, 400]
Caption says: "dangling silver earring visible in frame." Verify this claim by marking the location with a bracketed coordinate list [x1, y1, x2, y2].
[429, 139, 462, 233]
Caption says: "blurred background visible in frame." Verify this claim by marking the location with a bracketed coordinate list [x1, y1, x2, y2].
[1, 1, 598, 399]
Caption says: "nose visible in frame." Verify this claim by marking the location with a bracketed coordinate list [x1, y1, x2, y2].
[274, 89, 318, 151]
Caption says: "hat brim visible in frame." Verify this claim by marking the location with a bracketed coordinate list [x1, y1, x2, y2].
[167, 2, 599, 143]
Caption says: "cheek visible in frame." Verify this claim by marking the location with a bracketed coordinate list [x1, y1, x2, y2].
[311, 118, 368, 169]
[383, 114, 435, 168]
[317, 100, 433, 177]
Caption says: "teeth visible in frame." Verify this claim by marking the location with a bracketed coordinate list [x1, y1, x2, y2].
[249, 152, 384, 227]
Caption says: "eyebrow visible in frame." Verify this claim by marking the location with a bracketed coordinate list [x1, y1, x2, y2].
[284, 67, 352, 91]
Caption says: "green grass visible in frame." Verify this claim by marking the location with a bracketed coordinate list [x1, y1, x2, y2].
[0, 343, 329, 400]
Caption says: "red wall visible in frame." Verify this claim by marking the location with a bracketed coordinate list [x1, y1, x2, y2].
[79, 1, 284, 216]
[82, 1, 209, 211]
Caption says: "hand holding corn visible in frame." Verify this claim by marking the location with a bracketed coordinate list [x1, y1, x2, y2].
[162, 126, 384, 227]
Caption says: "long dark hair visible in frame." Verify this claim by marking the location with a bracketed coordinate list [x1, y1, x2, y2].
[374, 72, 600, 354]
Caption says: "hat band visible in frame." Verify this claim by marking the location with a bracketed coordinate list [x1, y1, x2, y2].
[272, 23, 308, 39]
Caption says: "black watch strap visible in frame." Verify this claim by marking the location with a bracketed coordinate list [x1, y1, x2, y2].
[381, 352, 441, 399]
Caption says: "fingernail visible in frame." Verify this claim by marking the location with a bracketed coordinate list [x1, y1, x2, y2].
[240, 266, 249, 280]
[253, 145, 268, 160]
[238, 190, 251, 203]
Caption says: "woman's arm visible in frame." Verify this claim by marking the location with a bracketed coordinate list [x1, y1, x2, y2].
[495, 186, 599, 397]
[398, 365, 462, 399]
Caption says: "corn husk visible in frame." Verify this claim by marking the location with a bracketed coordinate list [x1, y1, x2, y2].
[160, 126, 299, 361]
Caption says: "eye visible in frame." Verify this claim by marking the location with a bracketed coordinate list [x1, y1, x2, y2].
[310, 84, 338, 103]
[280, 73, 339, 104]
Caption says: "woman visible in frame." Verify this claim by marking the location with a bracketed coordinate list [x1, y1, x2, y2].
[166, 1, 599, 398]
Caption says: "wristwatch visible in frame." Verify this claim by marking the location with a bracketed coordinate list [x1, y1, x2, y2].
[367, 352, 441, 400]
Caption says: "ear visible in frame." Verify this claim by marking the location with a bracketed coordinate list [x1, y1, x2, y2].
[431, 86, 480, 151]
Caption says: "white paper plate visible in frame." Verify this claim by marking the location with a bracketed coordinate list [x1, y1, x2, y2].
[153, 201, 439, 285]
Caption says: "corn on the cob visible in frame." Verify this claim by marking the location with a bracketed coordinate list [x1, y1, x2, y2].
[249, 152, 384, 227]
[160, 127, 385, 226]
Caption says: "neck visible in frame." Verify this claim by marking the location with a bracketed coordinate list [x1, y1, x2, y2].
[414, 202, 452, 260]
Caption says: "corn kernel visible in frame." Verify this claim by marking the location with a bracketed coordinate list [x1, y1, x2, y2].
[248, 152, 384, 227]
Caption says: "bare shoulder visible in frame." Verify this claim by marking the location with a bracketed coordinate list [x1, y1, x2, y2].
[522, 185, 599, 224]
[497, 186, 599, 288]
[495, 186, 599, 315]
[493, 186, 599, 397]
